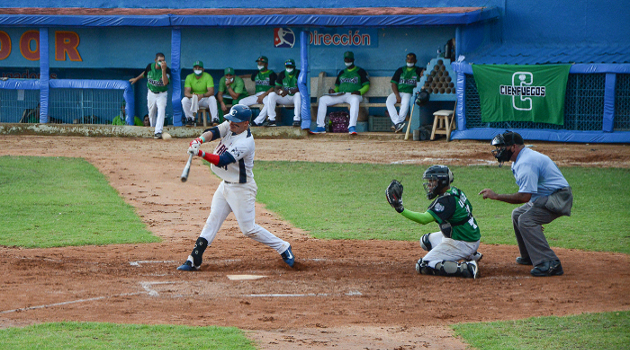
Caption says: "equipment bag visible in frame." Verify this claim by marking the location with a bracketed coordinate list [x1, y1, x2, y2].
[329, 111, 350, 133]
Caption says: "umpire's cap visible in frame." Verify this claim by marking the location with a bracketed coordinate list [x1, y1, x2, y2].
[225, 104, 252, 123]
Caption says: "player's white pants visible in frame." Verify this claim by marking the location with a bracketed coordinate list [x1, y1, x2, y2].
[316, 93, 363, 128]
[421, 231, 480, 269]
[239, 92, 270, 121]
[199, 181, 290, 254]
[181, 96, 218, 122]
[263, 92, 301, 123]
[147, 90, 167, 134]
[386, 92, 412, 125]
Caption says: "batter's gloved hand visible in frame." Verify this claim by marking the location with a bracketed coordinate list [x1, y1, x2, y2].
[386, 179, 404, 213]
[188, 137, 203, 155]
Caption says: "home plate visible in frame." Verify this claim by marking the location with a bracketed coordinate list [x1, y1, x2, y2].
[227, 274, 267, 281]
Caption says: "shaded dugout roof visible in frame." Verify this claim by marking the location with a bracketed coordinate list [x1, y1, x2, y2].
[0, 7, 501, 27]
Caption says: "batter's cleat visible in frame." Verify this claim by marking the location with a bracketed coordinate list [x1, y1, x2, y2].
[516, 256, 533, 265]
[348, 126, 357, 135]
[309, 127, 326, 134]
[176, 259, 199, 271]
[263, 119, 277, 127]
[281, 246, 295, 267]
[293, 120, 301, 127]
[472, 251, 483, 262]
[394, 122, 406, 133]
[530, 260, 563, 277]
[154, 133, 162, 139]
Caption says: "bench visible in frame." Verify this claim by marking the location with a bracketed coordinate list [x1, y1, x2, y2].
[309, 72, 400, 119]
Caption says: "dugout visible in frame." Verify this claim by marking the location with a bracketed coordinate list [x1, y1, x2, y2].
[0, 1, 628, 143]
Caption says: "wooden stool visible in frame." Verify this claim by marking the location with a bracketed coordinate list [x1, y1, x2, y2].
[197, 107, 209, 127]
[430, 110, 456, 141]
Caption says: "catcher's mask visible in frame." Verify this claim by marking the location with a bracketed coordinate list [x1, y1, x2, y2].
[491, 130, 524, 165]
[422, 165, 454, 200]
[225, 104, 252, 123]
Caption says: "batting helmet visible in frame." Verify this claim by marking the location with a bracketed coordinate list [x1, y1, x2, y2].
[225, 104, 252, 123]
[422, 165, 454, 200]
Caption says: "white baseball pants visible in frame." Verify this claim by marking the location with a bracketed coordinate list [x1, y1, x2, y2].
[262, 92, 301, 123]
[181, 96, 218, 121]
[199, 181, 290, 254]
[421, 231, 480, 268]
[316, 93, 363, 128]
[386, 92, 412, 125]
[147, 91, 167, 134]
[240, 92, 269, 122]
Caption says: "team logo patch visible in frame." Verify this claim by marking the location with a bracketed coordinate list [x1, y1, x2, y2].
[433, 202, 445, 212]
[274, 28, 295, 48]
[231, 147, 243, 159]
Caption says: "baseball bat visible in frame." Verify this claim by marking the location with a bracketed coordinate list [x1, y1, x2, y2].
[181, 153, 193, 182]
[404, 95, 417, 140]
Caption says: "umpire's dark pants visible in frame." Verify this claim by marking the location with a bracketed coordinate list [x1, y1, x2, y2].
[512, 201, 560, 266]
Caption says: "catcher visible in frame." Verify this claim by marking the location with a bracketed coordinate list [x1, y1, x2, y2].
[386, 165, 482, 279]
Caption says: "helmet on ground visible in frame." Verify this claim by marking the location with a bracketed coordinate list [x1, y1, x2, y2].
[225, 104, 252, 123]
[491, 130, 524, 164]
[422, 165, 454, 200]
[416, 89, 430, 106]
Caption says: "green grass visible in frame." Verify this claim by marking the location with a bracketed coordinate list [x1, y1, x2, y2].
[254, 161, 630, 254]
[451, 311, 630, 350]
[0, 322, 255, 350]
[0, 156, 159, 248]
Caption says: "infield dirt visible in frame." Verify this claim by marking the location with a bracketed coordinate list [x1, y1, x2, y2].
[1, 135, 629, 349]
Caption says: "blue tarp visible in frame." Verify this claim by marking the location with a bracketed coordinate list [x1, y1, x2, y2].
[0, 8, 500, 28]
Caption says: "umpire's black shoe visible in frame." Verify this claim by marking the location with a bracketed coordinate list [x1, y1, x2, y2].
[530, 260, 563, 277]
[516, 256, 533, 265]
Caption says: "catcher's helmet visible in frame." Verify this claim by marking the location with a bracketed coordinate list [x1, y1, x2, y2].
[224, 104, 252, 123]
[491, 130, 524, 164]
[422, 165, 454, 200]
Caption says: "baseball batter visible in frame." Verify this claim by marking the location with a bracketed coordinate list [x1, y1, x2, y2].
[177, 104, 294, 271]
[386, 165, 482, 279]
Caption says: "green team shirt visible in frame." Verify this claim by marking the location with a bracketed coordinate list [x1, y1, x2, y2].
[391, 66, 424, 94]
[335, 66, 370, 94]
[251, 70, 277, 94]
[144, 63, 171, 93]
[184, 72, 214, 95]
[275, 70, 300, 95]
[218, 76, 249, 102]
[427, 187, 481, 242]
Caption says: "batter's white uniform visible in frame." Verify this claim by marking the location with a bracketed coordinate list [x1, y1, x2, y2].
[198, 121, 290, 254]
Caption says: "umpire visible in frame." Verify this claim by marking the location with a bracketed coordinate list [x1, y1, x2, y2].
[479, 131, 573, 277]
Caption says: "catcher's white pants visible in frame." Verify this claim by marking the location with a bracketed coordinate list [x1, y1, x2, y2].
[240, 92, 270, 121]
[181, 96, 218, 121]
[199, 181, 290, 254]
[316, 93, 363, 128]
[422, 231, 480, 269]
[147, 90, 167, 134]
[386, 92, 412, 125]
[263, 92, 301, 122]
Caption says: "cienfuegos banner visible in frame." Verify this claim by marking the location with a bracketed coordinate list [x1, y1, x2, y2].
[472, 64, 571, 125]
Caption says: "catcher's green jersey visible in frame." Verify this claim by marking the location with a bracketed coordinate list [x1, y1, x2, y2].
[391, 66, 424, 94]
[427, 187, 481, 242]
[251, 69, 277, 94]
[335, 66, 370, 93]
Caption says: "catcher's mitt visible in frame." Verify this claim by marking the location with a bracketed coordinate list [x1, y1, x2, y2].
[386, 179, 404, 213]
